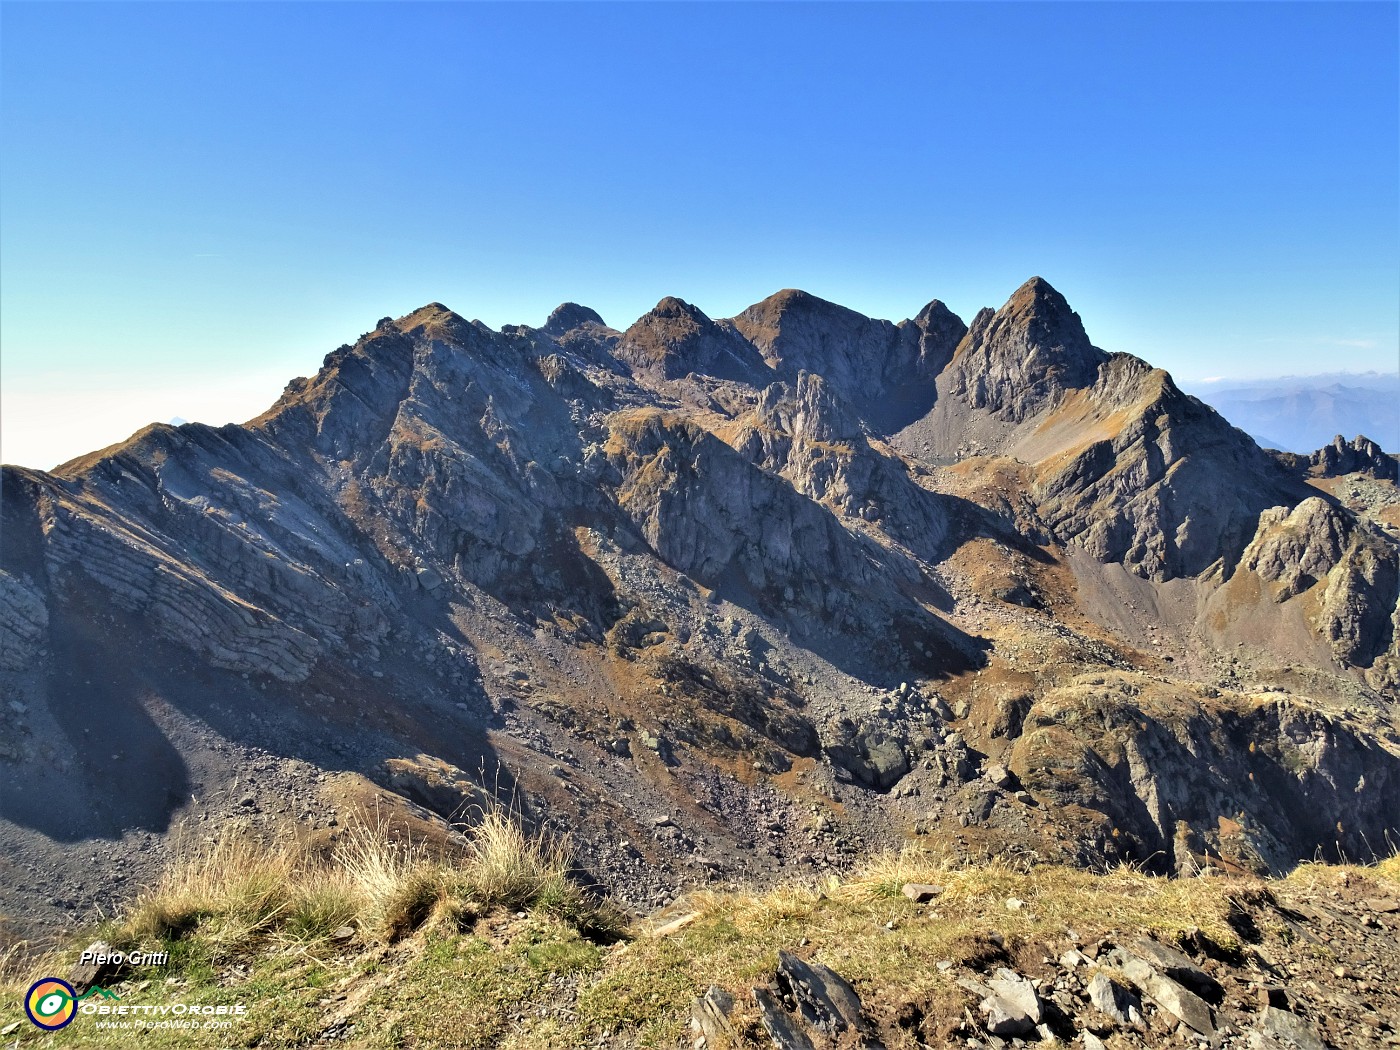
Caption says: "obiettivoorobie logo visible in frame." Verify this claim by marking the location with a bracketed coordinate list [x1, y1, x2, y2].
[24, 978, 119, 1030]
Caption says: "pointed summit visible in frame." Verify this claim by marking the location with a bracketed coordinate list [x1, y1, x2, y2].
[943, 277, 1105, 422]
[542, 302, 607, 337]
[912, 298, 961, 329]
[393, 301, 476, 344]
[1009, 275, 1060, 302]
[997, 276, 1093, 360]
[909, 299, 968, 373]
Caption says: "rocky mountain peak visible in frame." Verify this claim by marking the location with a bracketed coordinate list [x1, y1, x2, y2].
[995, 276, 1096, 364]
[912, 297, 963, 331]
[390, 301, 478, 346]
[730, 289, 952, 422]
[907, 299, 969, 379]
[944, 277, 1106, 423]
[615, 296, 768, 382]
[542, 302, 608, 337]
[731, 288, 876, 366]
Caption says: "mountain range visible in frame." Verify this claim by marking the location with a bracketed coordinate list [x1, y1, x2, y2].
[2, 277, 1398, 943]
[1184, 372, 1400, 454]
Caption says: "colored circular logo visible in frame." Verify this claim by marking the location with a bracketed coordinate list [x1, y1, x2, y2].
[25, 977, 77, 1030]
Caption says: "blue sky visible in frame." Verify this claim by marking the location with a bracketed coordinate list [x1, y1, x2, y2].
[2, 1, 1397, 468]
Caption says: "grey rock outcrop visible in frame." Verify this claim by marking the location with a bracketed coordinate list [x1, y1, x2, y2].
[691, 984, 737, 1044]
[752, 951, 880, 1049]
[1238, 497, 1399, 671]
[1087, 971, 1141, 1027]
[1310, 434, 1399, 482]
[1110, 945, 1215, 1036]
[979, 967, 1044, 1036]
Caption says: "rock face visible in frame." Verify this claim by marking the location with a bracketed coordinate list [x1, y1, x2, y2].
[2, 278, 1398, 938]
[732, 288, 964, 426]
[944, 276, 1104, 424]
[1310, 434, 1399, 482]
[1032, 362, 1299, 581]
[1237, 498, 1399, 671]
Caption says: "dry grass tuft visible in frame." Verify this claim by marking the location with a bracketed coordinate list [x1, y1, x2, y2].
[1378, 854, 1400, 882]
[457, 811, 574, 912]
[113, 809, 618, 956]
[123, 836, 299, 947]
[0, 939, 65, 991]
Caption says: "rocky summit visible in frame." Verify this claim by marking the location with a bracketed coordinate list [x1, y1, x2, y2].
[2, 277, 1398, 952]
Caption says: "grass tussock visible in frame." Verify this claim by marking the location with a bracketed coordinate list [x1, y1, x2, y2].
[118, 810, 619, 955]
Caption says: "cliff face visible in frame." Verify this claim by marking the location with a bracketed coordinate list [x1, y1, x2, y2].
[2, 279, 1398, 938]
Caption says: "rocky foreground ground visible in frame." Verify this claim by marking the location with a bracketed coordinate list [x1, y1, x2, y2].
[2, 830, 1396, 1049]
[708, 862, 1400, 1049]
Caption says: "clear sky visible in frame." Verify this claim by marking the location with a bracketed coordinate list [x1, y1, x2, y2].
[2, 1, 1397, 469]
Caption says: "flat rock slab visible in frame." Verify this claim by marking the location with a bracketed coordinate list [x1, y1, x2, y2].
[692, 984, 736, 1043]
[957, 976, 992, 998]
[987, 967, 1043, 1024]
[982, 994, 1037, 1037]
[651, 911, 701, 938]
[1130, 935, 1221, 997]
[980, 967, 1044, 1037]
[900, 882, 944, 903]
[1257, 1006, 1327, 1050]
[1114, 949, 1216, 1037]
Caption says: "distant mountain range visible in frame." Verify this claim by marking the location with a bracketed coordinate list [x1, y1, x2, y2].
[1183, 372, 1399, 453]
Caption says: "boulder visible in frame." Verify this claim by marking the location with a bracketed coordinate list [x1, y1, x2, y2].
[1086, 971, 1141, 1027]
[900, 883, 944, 904]
[1257, 1006, 1326, 1050]
[979, 967, 1043, 1036]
